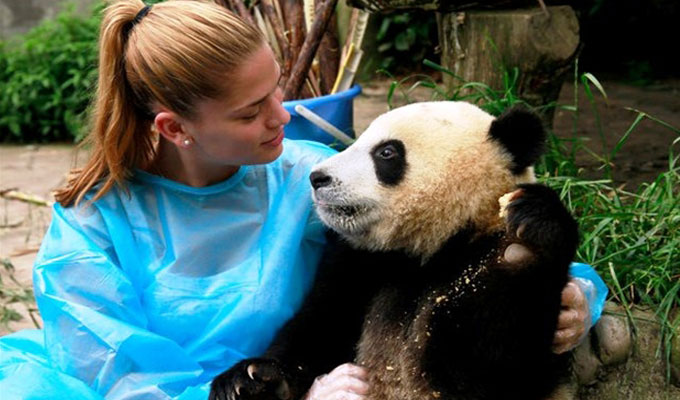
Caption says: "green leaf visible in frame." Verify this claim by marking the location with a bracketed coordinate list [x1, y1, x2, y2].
[394, 32, 410, 51]
[581, 72, 608, 101]
[376, 18, 391, 41]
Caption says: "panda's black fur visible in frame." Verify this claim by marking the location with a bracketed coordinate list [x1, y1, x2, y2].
[211, 105, 579, 400]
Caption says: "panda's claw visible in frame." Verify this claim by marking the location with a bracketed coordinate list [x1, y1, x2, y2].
[247, 364, 257, 380]
[210, 358, 293, 400]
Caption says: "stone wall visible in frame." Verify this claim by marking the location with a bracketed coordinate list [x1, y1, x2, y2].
[0, 0, 97, 39]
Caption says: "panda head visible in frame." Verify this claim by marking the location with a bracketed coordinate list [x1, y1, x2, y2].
[310, 101, 546, 259]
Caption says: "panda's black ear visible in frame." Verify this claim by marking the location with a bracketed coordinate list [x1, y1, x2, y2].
[489, 106, 547, 174]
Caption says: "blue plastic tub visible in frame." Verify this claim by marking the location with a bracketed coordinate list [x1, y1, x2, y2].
[283, 84, 361, 146]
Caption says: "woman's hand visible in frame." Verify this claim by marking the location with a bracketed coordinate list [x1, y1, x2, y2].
[553, 279, 591, 354]
[304, 363, 370, 400]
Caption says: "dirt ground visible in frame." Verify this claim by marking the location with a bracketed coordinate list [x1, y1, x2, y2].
[551, 79, 680, 189]
[0, 77, 678, 397]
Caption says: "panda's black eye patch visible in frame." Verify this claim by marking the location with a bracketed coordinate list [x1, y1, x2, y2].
[371, 139, 407, 186]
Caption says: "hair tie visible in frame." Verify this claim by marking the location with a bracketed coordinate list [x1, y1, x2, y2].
[123, 5, 151, 39]
[132, 5, 152, 27]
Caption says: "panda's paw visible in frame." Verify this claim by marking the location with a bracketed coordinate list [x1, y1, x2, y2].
[210, 358, 293, 400]
[501, 184, 578, 257]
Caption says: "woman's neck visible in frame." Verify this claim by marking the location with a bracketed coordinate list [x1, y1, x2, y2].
[148, 139, 239, 187]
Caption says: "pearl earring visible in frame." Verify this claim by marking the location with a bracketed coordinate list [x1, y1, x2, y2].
[183, 138, 192, 146]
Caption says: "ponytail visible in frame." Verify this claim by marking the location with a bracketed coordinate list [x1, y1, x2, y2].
[55, 0, 154, 206]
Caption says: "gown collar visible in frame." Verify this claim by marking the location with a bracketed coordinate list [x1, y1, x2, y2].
[133, 166, 249, 195]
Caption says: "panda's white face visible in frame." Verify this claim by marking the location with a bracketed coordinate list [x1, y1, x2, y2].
[311, 101, 539, 258]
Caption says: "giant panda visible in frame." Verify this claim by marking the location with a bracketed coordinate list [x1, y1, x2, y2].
[210, 101, 579, 400]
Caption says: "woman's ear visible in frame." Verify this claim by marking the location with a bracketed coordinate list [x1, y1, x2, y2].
[154, 111, 192, 148]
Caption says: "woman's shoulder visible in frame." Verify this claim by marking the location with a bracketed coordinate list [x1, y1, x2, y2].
[52, 178, 154, 235]
[50, 185, 126, 233]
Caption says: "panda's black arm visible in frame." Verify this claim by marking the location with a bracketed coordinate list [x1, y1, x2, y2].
[422, 183, 578, 398]
[262, 234, 387, 393]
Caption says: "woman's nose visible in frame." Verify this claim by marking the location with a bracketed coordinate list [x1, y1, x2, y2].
[266, 97, 291, 129]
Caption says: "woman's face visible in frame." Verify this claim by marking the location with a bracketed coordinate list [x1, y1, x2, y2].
[182, 44, 291, 167]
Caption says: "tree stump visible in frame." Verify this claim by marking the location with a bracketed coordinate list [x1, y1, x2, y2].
[438, 5, 579, 124]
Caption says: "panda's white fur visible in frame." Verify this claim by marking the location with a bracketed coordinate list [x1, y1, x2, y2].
[312, 101, 536, 259]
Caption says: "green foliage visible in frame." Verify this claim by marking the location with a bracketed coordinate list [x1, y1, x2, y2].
[0, 258, 39, 332]
[545, 136, 679, 380]
[374, 12, 437, 73]
[0, 4, 101, 143]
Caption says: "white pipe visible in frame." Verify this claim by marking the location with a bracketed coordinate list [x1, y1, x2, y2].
[294, 104, 355, 146]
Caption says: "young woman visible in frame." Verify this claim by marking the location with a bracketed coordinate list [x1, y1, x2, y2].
[0, 1, 606, 399]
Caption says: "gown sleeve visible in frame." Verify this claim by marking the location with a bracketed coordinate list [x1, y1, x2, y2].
[32, 203, 206, 399]
[568, 262, 609, 327]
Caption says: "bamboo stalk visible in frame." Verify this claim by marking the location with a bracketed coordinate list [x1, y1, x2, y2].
[317, 4, 340, 94]
[273, 0, 285, 24]
[341, 7, 359, 62]
[0, 189, 52, 207]
[350, 9, 369, 50]
[307, 69, 322, 97]
[214, 0, 231, 10]
[333, 9, 368, 93]
[233, 0, 254, 24]
[300, 79, 315, 99]
[253, 7, 270, 39]
[256, 4, 283, 61]
[280, 0, 305, 88]
[261, 0, 290, 63]
[283, 0, 339, 100]
[303, 0, 315, 32]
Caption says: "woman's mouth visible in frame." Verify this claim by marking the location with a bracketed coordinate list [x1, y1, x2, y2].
[262, 129, 284, 146]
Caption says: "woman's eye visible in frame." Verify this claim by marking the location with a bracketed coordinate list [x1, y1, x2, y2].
[242, 112, 259, 121]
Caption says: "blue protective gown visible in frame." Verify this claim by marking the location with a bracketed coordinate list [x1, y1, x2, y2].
[0, 138, 607, 399]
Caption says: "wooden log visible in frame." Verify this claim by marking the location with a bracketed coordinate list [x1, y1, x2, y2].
[283, 0, 339, 100]
[438, 5, 579, 124]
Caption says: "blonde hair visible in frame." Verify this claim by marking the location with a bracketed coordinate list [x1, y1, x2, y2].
[55, 0, 264, 207]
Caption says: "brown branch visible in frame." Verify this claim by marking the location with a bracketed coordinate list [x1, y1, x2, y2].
[213, 0, 231, 10]
[307, 69, 322, 98]
[316, 0, 340, 94]
[261, 0, 291, 66]
[283, 0, 339, 100]
[233, 0, 254, 24]
[281, 0, 305, 88]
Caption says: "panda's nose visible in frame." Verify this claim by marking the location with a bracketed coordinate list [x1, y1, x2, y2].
[310, 171, 333, 190]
